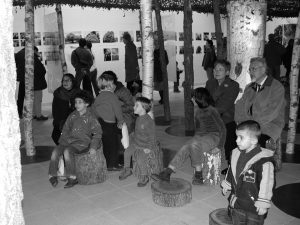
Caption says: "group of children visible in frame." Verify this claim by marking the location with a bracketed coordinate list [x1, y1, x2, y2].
[48, 70, 275, 225]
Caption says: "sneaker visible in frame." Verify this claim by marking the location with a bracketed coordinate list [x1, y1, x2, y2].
[64, 178, 78, 188]
[49, 176, 58, 187]
[119, 168, 132, 180]
[192, 171, 203, 185]
[137, 176, 149, 187]
[35, 115, 48, 121]
[151, 167, 173, 182]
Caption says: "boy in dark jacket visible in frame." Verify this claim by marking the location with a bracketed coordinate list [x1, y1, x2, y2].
[48, 91, 102, 188]
[221, 120, 275, 225]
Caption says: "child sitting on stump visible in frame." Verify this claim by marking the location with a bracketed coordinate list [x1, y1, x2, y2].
[48, 90, 102, 188]
[152, 87, 226, 185]
[119, 97, 158, 187]
[221, 120, 275, 225]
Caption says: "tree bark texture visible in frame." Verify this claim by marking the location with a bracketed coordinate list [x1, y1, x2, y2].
[202, 149, 221, 185]
[227, 0, 266, 92]
[56, 4, 68, 74]
[154, 0, 171, 122]
[140, 0, 154, 101]
[24, 0, 35, 156]
[183, 0, 195, 136]
[287, 11, 300, 154]
[213, 0, 224, 60]
[0, 0, 25, 223]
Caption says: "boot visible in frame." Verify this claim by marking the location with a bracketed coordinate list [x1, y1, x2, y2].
[49, 176, 58, 187]
[119, 168, 132, 180]
[137, 176, 149, 187]
[151, 167, 173, 182]
[192, 171, 203, 185]
[64, 178, 78, 188]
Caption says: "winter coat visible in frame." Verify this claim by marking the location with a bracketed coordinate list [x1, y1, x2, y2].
[202, 48, 216, 70]
[125, 41, 139, 82]
[153, 49, 169, 82]
[71, 47, 93, 71]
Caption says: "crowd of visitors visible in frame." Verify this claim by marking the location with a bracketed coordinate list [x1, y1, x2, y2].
[15, 33, 292, 225]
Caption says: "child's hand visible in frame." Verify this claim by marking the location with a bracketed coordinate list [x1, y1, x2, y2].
[222, 187, 229, 196]
[89, 148, 96, 155]
[143, 148, 151, 154]
[256, 207, 267, 215]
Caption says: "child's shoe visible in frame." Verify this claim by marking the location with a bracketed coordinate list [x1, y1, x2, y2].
[49, 176, 58, 187]
[192, 171, 203, 185]
[137, 176, 149, 187]
[119, 168, 132, 180]
[64, 178, 78, 188]
[151, 167, 173, 182]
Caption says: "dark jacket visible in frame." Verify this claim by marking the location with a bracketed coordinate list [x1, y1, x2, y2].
[114, 81, 135, 133]
[154, 49, 169, 82]
[125, 41, 139, 82]
[221, 147, 275, 214]
[202, 48, 216, 70]
[205, 77, 240, 124]
[71, 47, 93, 71]
[264, 40, 285, 67]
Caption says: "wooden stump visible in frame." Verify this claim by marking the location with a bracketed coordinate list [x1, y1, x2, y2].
[151, 178, 192, 207]
[209, 208, 233, 225]
[202, 147, 221, 185]
[75, 148, 107, 185]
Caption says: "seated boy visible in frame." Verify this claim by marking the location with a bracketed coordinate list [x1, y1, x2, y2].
[221, 120, 275, 225]
[119, 97, 158, 187]
[48, 90, 102, 188]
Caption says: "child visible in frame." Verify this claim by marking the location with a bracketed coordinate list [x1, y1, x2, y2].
[221, 120, 275, 225]
[119, 97, 157, 187]
[48, 90, 102, 188]
[152, 87, 226, 185]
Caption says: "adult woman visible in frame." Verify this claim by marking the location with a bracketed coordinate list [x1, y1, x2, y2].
[51, 73, 81, 145]
[205, 60, 239, 173]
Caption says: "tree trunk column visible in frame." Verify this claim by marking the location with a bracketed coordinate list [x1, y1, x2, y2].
[227, 0, 266, 92]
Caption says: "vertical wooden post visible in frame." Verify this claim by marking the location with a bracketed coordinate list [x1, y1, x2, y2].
[213, 0, 224, 59]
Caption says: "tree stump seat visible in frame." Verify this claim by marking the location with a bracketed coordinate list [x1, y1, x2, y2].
[74, 147, 107, 185]
[151, 178, 192, 207]
[209, 208, 233, 225]
[202, 147, 221, 185]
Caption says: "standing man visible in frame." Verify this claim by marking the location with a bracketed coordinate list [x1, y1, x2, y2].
[123, 32, 141, 96]
[235, 57, 285, 170]
[264, 33, 286, 81]
[71, 38, 93, 94]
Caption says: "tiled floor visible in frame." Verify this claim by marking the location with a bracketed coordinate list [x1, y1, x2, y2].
[21, 87, 300, 225]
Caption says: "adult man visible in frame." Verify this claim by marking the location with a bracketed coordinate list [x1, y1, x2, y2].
[71, 38, 93, 94]
[264, 33, 285, 81]
[235, 57, 285, 170]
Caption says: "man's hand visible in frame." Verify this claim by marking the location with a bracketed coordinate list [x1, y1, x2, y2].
[256, 207, 267, 215]
[89, 148, 96, 155]
[222, 187, 229, 196]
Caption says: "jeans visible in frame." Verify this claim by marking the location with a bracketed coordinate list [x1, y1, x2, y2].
[231, 208, 265, 225]
[48, 145, 88, 177]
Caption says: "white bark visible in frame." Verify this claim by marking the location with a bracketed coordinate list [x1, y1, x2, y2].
[227, 0, 266, 92]
[140, 0, 154, 101]
[0, 0, 25, 223]
[286, 11, 300, 154]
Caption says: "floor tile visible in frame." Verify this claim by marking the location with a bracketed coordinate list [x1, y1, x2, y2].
[71, 212, 124, 225]
[24, 210, 59, 225]
[73, 181, 117, 198]
[22, 194, 51, 216]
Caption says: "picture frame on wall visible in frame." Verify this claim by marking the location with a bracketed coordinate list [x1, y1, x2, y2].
[64, 31, 82, 44]
[195, 33, 202, 41]
[104, 48, 111, 61]
[120, 31, 134, 42]
[179, 46, 184, 54]
[203, 32, 209, 41]
[84, 31, 100, 43]
[111, 48, 119, 61]
[179, 32, 184, 41]
[103, 31, 118, 43]
[196, 46, 202, 54]
[13, 40, 19, 47]
[211, 32, 216, 40]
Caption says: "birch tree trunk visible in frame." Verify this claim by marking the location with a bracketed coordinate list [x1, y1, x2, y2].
[227, 0, 266, 92]
[0, 0, 25, 223]
[183, 0, 194, 136]
[154, 0, 171, 122]
[286, 11, 300, 154]
[139, 10, 144, 65]
[213, 0, 224, 60]
[56, 4, 68, 74]
[141, 0, 154, 101]
[24, 0, 35, 156]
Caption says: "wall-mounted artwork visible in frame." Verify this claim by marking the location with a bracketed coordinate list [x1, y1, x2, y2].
[179, 46, 184, 54]
[136, 31, 142, 42]
[120, 31, 134, 42]
[13, 40, 19, 47]
[203, 32, 209, 41]
[20, 32, 25, 46]
[195, 33, 202, 41]
[20, 39, 25, 47]
[196, 46, 202, 54]
[179, 32, 184, 41]
[283, 24, 296, 46]
[13, 32, 19, 40]
[104, 48, 119, 61]
[84, 31, 100, 43]
[35, 32, 42, 46]
[103, 31, 118, 43]
[65, 31, 82, 44]
[104, 48, 111, 61]
[211, 32, 216, 40]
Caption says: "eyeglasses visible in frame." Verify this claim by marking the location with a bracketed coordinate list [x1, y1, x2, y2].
[248, 66, 264, 72]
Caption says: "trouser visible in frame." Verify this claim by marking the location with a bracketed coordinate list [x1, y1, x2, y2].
[230, 208, 265, 225]
[169, 134, 219, 169]
[17, 81, 25, 118]
[174, 72, 180, 91]
[99, 119, 119, 168]
[225, 121, 237, 161]
[48, 145, 88, 177]
[33, 90, 43, 117]
[75, 68, 93, 95]
[205, 67, 214, 80]
[123, 144, 136, 168]
[90, 69, 100, 96]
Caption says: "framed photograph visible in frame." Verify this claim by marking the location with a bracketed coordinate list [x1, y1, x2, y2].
[195, 33, 202, 41]
[84, 31, 100, 43]
[20, 32, 26, 40]
[196, 46, 202, 54]
[179, 32, 184, 41]
[203, 32, 209, 41]
[111, 48, 119, 61]
[13, 40, 19, 47]
[20, 39, 25, 47]
[179, 46, 184, 54]
[13, 32, 19, 40]
[103, 31, 118, 43]
[136, 31, 142, 42]
[211, 32, 216, 40]
[64, 31, 82, 44]
[104, 48, 112, 61]
[120, 31, 134, 42]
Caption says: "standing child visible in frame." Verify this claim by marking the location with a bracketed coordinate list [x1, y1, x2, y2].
[48, 90, 102, 188]
[152, 87, 226, 185]
[119, 97, 157, 187]
[221, 120, 275, 225]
